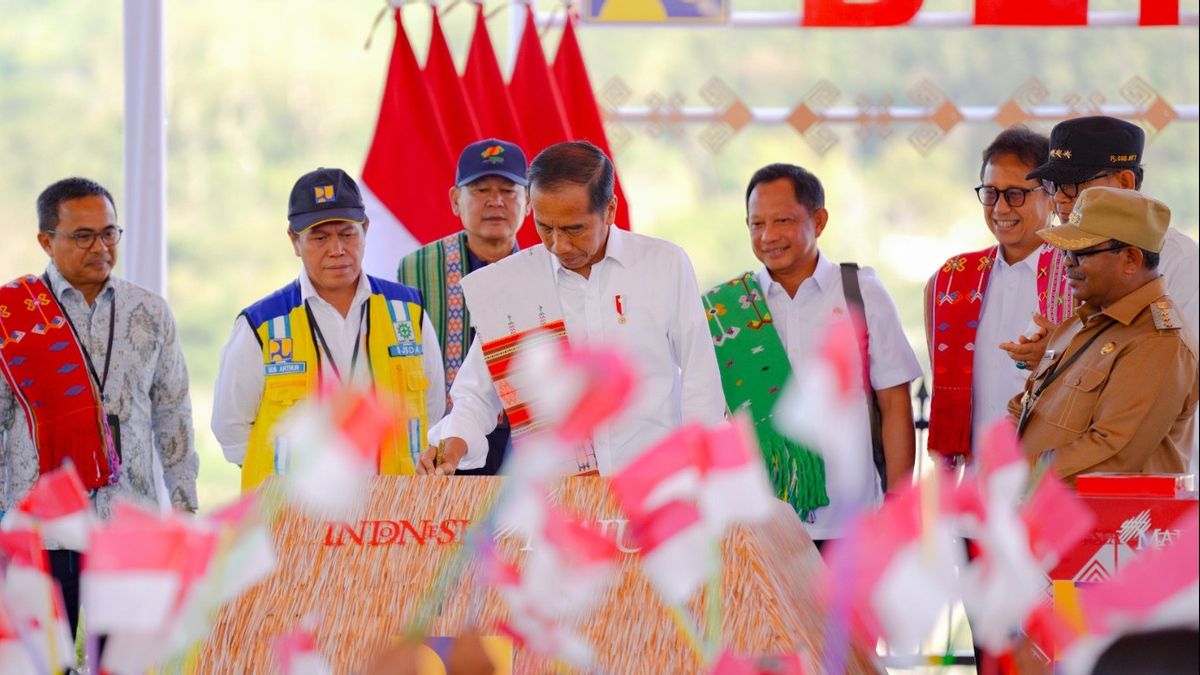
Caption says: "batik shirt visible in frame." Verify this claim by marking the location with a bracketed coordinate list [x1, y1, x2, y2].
[0, 262, 199, 521]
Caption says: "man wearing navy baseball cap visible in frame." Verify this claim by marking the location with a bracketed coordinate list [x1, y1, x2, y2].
[398, 139, 531, 475]
[212, 167, 446, 489]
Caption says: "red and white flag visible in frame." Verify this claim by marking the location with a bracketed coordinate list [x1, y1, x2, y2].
[1, 463, 94, 551]
[611, 421, 774, 605]
[360, 6, 457, 277]
[274, 616, 332, 675]
[81, 513, 191, 634]
[463, 3, 525, 146]
[774, 317, 875, 504]
[553, 12, 631, 232]
[0, 600, 37, 675]
[488, 507, 618, 669]
[424, 7, 481, 156]
[699, 417, 776, 530]
[0, 529, 75, 674]
[276, 386, 396, 519]
[823, 474, 964, 653]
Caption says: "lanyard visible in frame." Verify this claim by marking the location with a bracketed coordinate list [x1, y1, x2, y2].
[304, 299, 369, 385]
[42, 273, 115, 397]
[1017, 319, 1116, 437]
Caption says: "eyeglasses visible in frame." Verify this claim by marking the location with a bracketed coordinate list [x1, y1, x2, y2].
[47, 226, 123, 249]
[975, 185, 1042, 208]
[1064, 243, 1127, 265]
[1041, 172, 1114, 199]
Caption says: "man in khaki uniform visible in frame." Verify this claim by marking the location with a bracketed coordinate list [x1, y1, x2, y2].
[1010, 187, 1198, 484]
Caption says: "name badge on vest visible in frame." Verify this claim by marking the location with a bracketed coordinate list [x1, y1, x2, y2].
[388, 316, 423, 358]
[265, 336, 307, 375]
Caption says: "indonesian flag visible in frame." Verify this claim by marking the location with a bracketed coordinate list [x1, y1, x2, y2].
[0, 600, 37, 675]
[1, 463, 93, 551]
[553, 12, 632, 232]
[513, 336, 637, 447]
[611, 421, 774, 605]
[774, 316, 875, 506]
[274, 618, 332, 675]
[81, 513, 191, 634]
[360, 6, 457, 278]
[956, 420, 1094, 651]
[0, 530, 75, 674]
[823, 474, 964, 653]
[463, 2, 525, 146]
[100, 497, 277, 674]
[1060, 507, 1199, 675]
[424, 7, 482, 158]
[699, 416, 776, 530]
[487, 507, 618, 669]
[275, 386, 396, 519]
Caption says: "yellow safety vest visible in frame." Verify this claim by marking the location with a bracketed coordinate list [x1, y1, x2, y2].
[239, 277, 429, 491]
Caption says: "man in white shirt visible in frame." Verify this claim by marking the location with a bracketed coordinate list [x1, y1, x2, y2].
[925, 126, 1056, 462]
[212, 168, 444, 491]
[737, 163, 920, 545]
[419, 141, 725, 475]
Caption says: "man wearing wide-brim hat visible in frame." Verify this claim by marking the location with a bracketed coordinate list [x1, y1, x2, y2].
[1008, 186, 1198, 484]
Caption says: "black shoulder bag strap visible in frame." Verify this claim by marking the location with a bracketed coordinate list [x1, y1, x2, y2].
[840, 262, 888, 493]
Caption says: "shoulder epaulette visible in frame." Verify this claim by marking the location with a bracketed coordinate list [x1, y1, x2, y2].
[1150, 298, 1183, 332]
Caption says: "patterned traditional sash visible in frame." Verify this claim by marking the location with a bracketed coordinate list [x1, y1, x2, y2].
[927, 245, 1077, 459]
[1037, 245, 1076, 325]
[461, 248, 597, 475]
[0, 275, 118, 490]
[398, 232, 472, 406]
[927, 248, 996, 459]
[703, 273, 829, 516]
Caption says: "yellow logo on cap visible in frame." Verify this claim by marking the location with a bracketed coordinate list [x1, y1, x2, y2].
[1068, 210, 1082, 225]
[1109, 154, 1137, 163]
[1050, 148, 1073, 159]
[314, 185, 334, 203]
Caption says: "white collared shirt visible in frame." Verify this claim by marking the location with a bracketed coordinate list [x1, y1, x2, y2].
[756, 253, 921, 539]
[211, 271, 445, 465]
[971, 249, 1040, 449]
[430, 225, 727, 473]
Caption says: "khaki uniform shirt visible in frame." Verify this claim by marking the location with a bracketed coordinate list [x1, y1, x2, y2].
[1008, 277, 1199, 484]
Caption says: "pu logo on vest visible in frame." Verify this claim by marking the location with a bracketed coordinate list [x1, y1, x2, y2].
[264, 317, 306, 376]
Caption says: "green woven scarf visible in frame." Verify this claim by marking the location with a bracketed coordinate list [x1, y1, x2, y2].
[704, 272, 829, 518]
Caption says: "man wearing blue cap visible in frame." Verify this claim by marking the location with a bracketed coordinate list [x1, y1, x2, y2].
[397, 139, 531, 475]
[212, 167, 445, 490]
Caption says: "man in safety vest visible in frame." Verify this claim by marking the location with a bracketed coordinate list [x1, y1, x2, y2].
[212, 167, 445, 490]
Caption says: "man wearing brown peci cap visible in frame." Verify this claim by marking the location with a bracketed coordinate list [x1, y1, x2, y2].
[1009, 187, 1198, 484]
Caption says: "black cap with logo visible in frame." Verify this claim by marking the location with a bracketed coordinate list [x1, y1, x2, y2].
[1026, 116, 1145, 185]
[287, 167, 366, 234]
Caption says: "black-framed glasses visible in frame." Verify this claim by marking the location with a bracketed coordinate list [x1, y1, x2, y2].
[975, 185, 1042, 208]
[1041, 172, 1114, 199]
[1064, 243, 1127, 265]
[48, 226, 123, 249]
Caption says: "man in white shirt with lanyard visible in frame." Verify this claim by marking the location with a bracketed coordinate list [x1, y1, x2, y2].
[419, 141, 725, 476]
[212, 168, 444, 490]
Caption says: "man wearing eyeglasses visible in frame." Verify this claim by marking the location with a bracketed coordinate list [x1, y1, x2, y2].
[0, 177, 199, 641]
[1009, 187, 1197, 484]
[1006, 116, 1199, 368]
[925, 126, 1058, 464]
